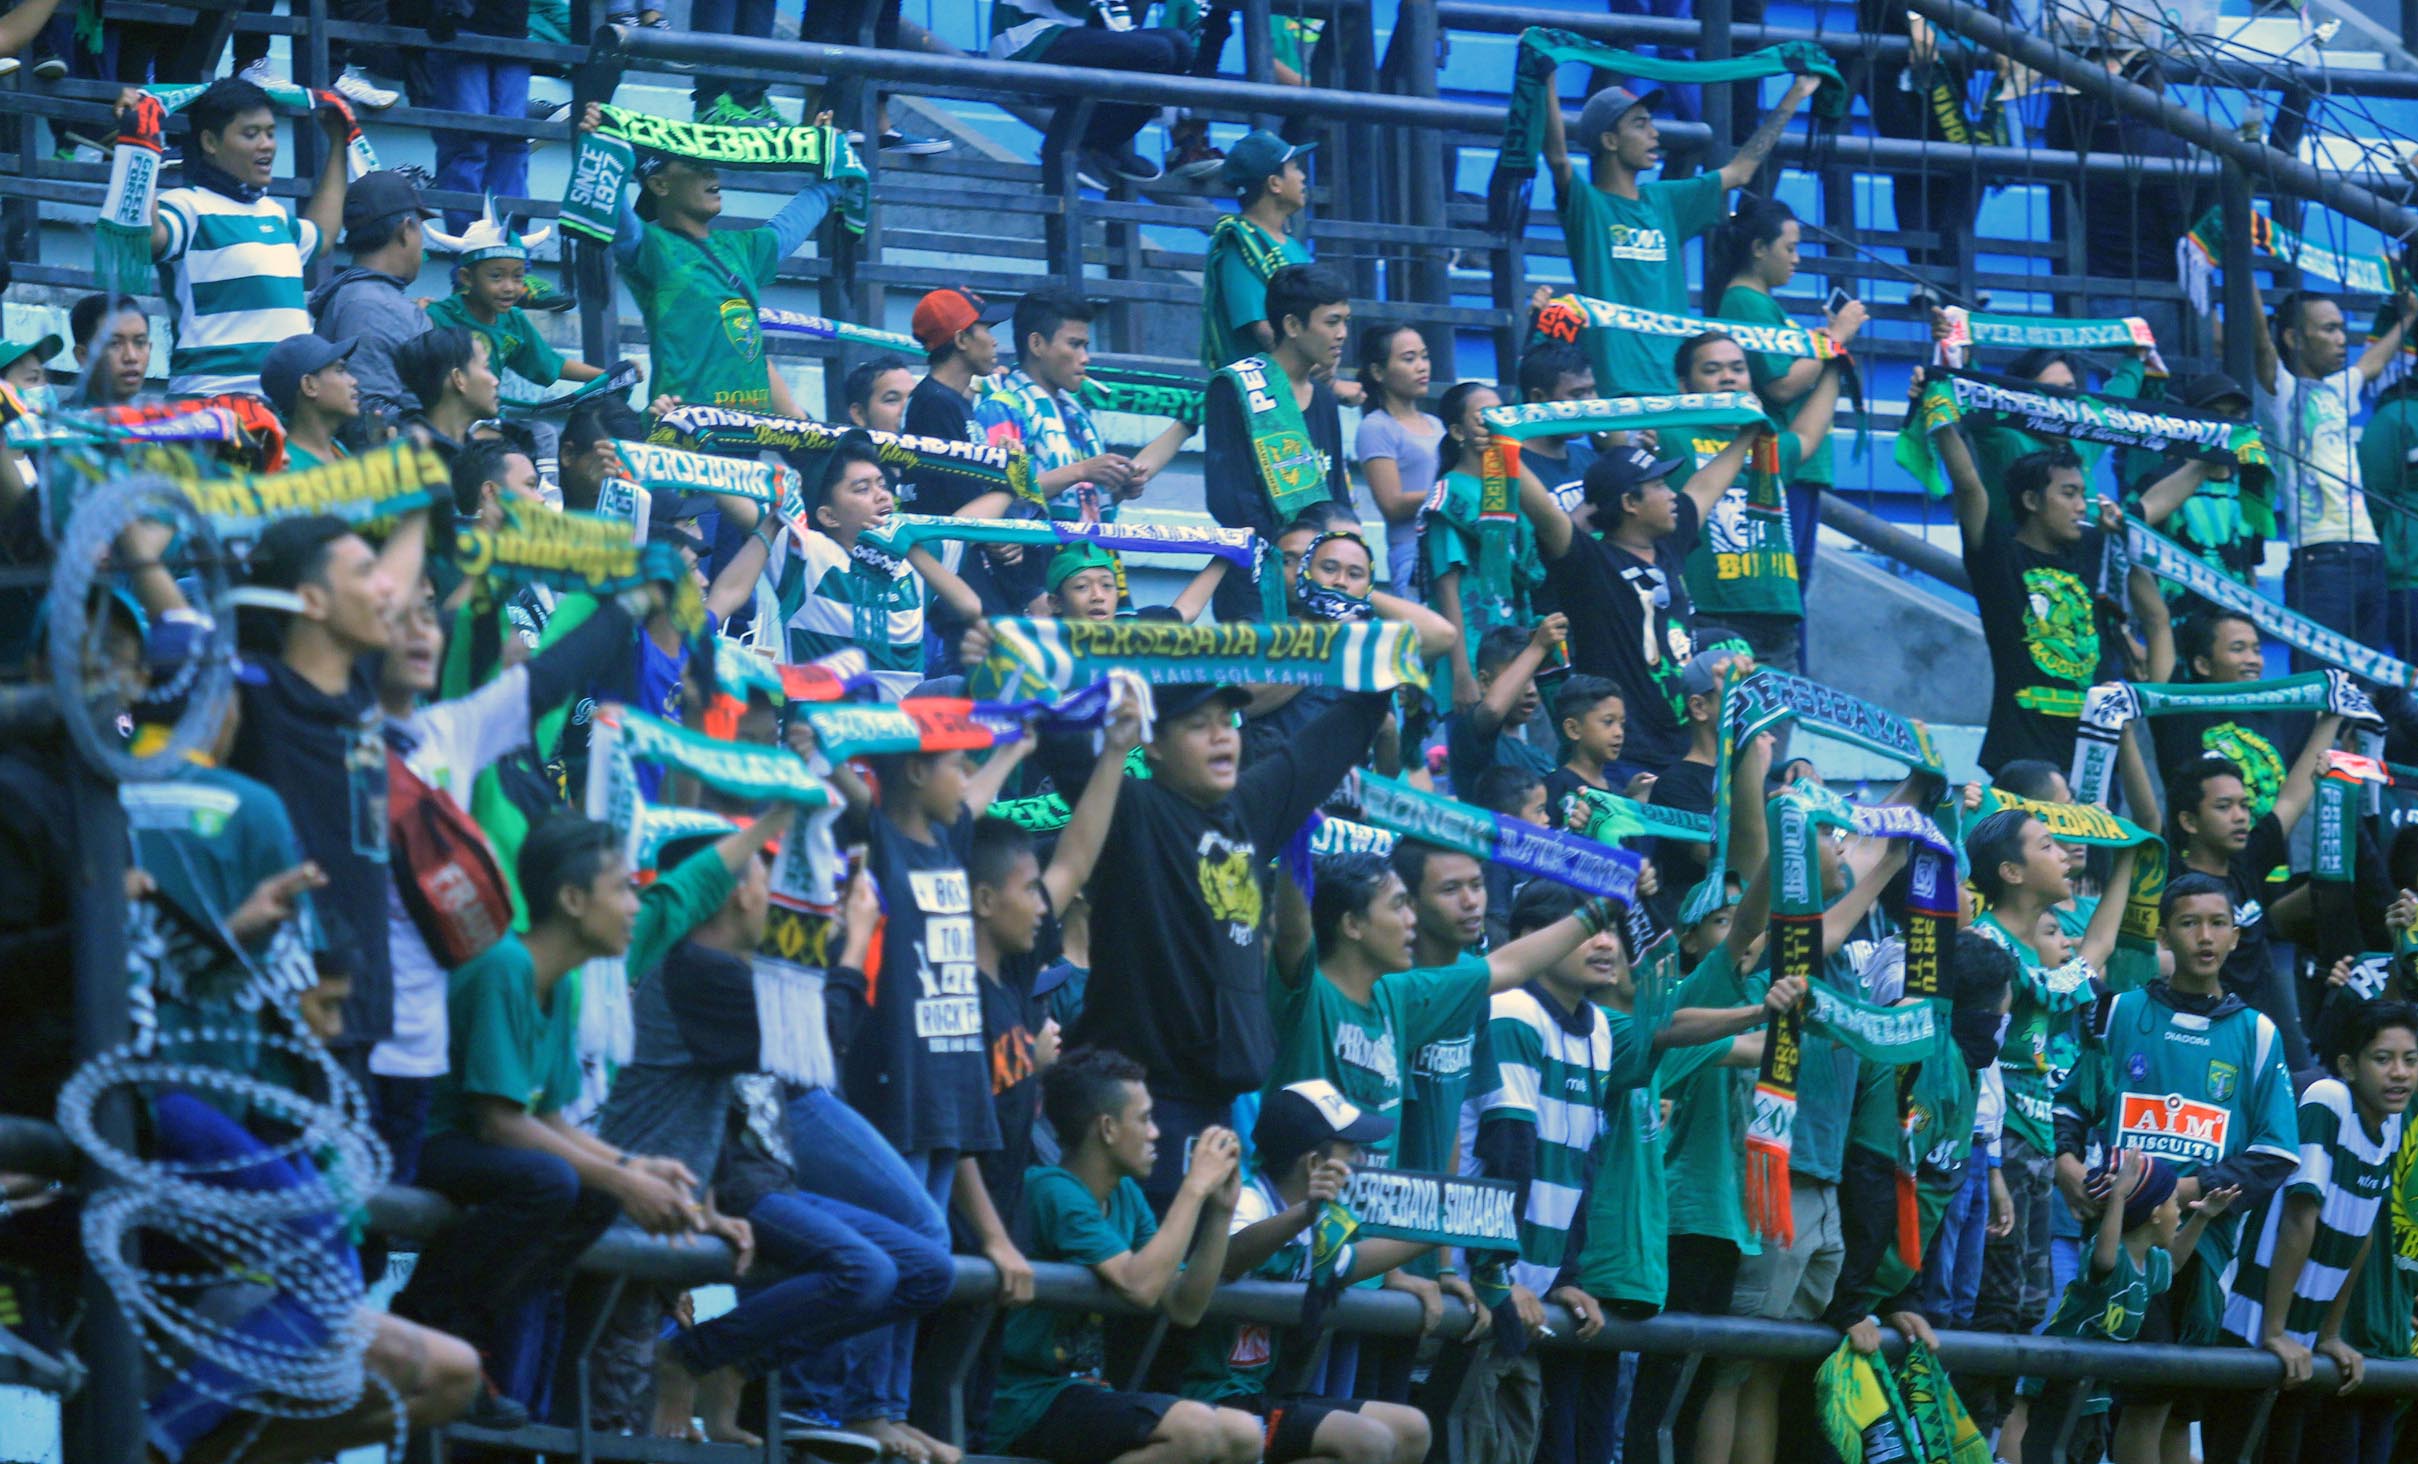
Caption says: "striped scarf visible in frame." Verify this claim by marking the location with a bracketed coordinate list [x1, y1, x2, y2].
[973, 617, 1429, 700]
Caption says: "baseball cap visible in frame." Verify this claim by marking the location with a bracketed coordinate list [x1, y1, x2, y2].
[2177, 371, 2251, 415]
[1678, 637, 1749, 699]
[1575, 86, 1667, 154]
[1253, 1079, 1395, 1173]
[1153, 682, 1251, 723]
[0, 334, 61, 376]
[341, 168, 436, 237]
[1220, 129, 1316, 192]
[1580, 443, 1687, 508]
[645, 490, 711, 554]
[259, 334, 357, 416]
[1046, 541, 1118, 593]
[911, 288, 1006, 353]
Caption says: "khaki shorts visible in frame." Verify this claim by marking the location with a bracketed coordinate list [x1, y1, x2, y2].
[1714, 1179, 1844, 1384]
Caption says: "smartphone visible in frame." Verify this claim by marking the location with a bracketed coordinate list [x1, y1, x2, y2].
[1826, 286, 1856, 316]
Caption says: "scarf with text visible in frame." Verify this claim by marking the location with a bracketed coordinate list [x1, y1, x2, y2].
[452, 508, 707, 636]
[702, 641, 878, 739]
[2180, 205, 2404, 317]
[1933, 306, 2157, 358]
[560, 104, 868, 243]
[2069, 670, 2380, 807]
[173, 437, 443, 546]
[2126, 519, 2418, 688]
[101, 84, 377, 297]
[862, 513, 1281, 621]
[1351, 768, 1643, 905]
[613, 438, 803, 515]
[793, 679, 1130, 765]
[973, 617, 1428, 701]
[1491, 26, 1846, 236]
[1481, 391, 1773, 447]
[1533, 293, 1848, 363]
[1570, 785, 1717, 845]
[1896, 370, 2269, 509]
[653, 404, 1044, 512]
[2316, 751, 2393, 883]
[1215, 353, 1339, 524]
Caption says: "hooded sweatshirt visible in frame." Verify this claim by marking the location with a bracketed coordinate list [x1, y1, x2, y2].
[310, 265, 428, 423]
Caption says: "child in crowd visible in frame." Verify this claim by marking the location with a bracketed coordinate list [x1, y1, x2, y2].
[1540, 674, 1633, 828]
[1441, 618, 1565, 797]
[422, 214, 607, 397]
[2017, 1150, 2234, 1464]
[1468, 764, 1547, 948]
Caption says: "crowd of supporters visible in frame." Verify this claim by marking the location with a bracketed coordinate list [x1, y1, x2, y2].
[8, 10, 2418, 1464]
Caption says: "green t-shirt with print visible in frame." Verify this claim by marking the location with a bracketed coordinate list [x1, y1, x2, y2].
[993, 1166, 1161, 1451]
[625, 219, 784, 412]
[283, 440, 346, 471]
[425, 294, 568, 389]
[2028, 1243, 2172, 1414]
[1201, 217, 1312, 372]
[1419, 469, 1546, 676]
[1181, 1174, 1309, 1403]
[1557, 171, 1725, 395]
[1713, 283, 1833, 484]
[1265, 952, 1493, 1170]
[1664, 944, 1757, 1251]
[1577, 995, 1735, 1307]
[1681, 426, 1806, 620]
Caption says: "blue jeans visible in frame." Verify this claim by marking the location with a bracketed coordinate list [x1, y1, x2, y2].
[1920, 1150, 1989, 1328]
[2285, 541, 2390, 675]
[781, 1087, 955, 1422]
[420, 50, 532, 232]
[676, 1188, 953, 1378]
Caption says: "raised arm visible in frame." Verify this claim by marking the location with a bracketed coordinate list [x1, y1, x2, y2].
[1041, 698, 1145, 912]
[707, 523, 773, 621]
[1472, 614, 1565, 739]
[1653, 979, 1802, 1050]
[1516, 458, 1576, 561]
[2359, 290, 2418, 385]
[1370, 588, 1459, 659]
[1782, 361, 1846, 462]
[1482, 897, 1620, 993]
[1682, 425, 1764, 525]
[1168, 557, 1231, 623]
[1718, 74, 1820, 191]
[907, 545, 986, 624]
[1821, 838, 1907, 955]
[1542, 77, 1575, 193]
[2077, 845, 2137, 972]
[2133, 459, 2216, 529]
[298, 106, 351, 250]
[1930, 397, 1992, 548]
[2271, 712, 2347, 833]
[1273, 866, 1315, 977]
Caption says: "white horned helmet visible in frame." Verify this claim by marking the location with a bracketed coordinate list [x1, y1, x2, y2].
[423, 195, 553, 264]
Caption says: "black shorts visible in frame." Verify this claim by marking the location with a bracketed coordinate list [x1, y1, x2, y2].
[2113, 1253, 2206, 1417]
[1259, 1395, 1365, 1463]
[1013, 1385, 1183, 1464]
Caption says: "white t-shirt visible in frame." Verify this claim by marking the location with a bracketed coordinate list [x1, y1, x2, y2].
[2257, 364, 2380, 548]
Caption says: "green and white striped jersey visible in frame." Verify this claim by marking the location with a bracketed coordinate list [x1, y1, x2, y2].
[156, 186, 320, 397]
[2222, 1077, 2401, 1346]
[1463, 982, 1618, 1293]
[767, 525, 926, 700]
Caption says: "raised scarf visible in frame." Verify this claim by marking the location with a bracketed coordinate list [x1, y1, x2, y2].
[172, 438, 444, 544]
[1934, 306, 2157, 357]
[862, 512, 1282, 620]
[499, 360, 644, 418]
[792, 679, 1129, 764]
[1351, 768, 1643, 905]
[1896, 370, 2270, 511]
[1532, 293, 1848, 363]
[2126, 519, 2418, 690]
[100, 83, 378, 297]
[452, 507, 707, 636]
[1481, 391, 1773, 446]
[2180, 205, 2403, 317]
[974, 616, 1428, 701]
[1214, 354, 1338, 524]
[559, 103, 869, 243]
[2068, 670, 2380, 807]
[614, 437, 802, 513]
[1491, 26, 1846, 235]
[652, 404, 1044, 512]
[1309, 812, 1396, 858]
[984, 746, 1152, 833]
[1969, 785, 2164, 989]
[1571, 784, 1716, 845]
[702, 641, 878, 740]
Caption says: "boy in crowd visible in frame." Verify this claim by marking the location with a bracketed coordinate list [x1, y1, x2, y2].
[1467, 765, 1548, 950]
[68, 292, 151, 405]
[1537, 70, 1821, 394]
[1199, 130, 1315, 370]
[845, 355, 917, 433]
[1044, 541, 1225, 625]
[395, 812, 783, 1414]
[1440, 618, 1565, 796]
[113, 77, 351, 396]
[260, 334, 360, 471]
[311, 168, 437, 433]
[978, 285, 1188, 526]
[2202, 1001, 2418, 1461]
[2016, 1151, 2234, 1464]
[2151, 611, 2290, 820]
[1539, 674, 1631, 828]
[2053, 873, 2301, 1464]
[988, 1047, 1261, 1464]
[1203, 265, 1355, 620]
[1507, 341, 1598, 504]
[422, 219, 607, 396]
[392, 326, 502, 462]
[1180, 1081, 1432, 1464]
[554, 396, 651, 515]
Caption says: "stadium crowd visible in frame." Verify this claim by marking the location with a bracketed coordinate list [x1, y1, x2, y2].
[8, 8, 2418, 1464]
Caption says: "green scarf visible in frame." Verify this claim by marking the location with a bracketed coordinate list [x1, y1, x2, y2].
[1353, 768, 1643, 905]
[1747, 782, 1852, 1246]
[1491, 26, 1847, 234]
[861, 513, 1281, 621]
[1533, 293, 1847, 363]
[1970, 786, 2164, 990]
[1309, 813, 1396, 858]
[498, 360, 644, 419]
[1214, 354, 1337, 524]
[1896, 370, 2271, 513]
[1201, 215, 1299, 371]
[174, 438, 446, 544]
[1936, 306, 2158, 355]
[1079, 364, 1210, 430]
[760, 307, 919, 354]
[985, 746, 1151, 832]
[560, 103, 869, 242]
[614, 437, 800, 509]
[452, 508, 706, 636]
[1481, 391, 1772, 446]
[1571, 785, 1716, 845]
[2182, 205, 2403, 316]
[973, 616, 1429, 701]
[651, 404, 1044, 512]
[2125, 519, 2418, 690]
[2069, 670, 2379, 806]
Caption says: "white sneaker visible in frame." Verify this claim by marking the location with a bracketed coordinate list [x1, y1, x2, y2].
[32, 56, 66, 80]
[236, 58, 290, 88]
[333, 66, 398, 109]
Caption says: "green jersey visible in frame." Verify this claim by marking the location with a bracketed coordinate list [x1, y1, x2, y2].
[1419, 468, 1546, 674]
[1713, 283, 1834, 485]
[423, 294, 568, 388]
[1555, 171, 1724, 395]
[1681, 425, 1806, 620]
[283, 440, 346, 471]
[624, 219, 785, 412]
[1266, 951, 1493, 1170]
[1200, 216, 1312, 372]
[1664, 945, 1757, 1251]
[2222, 1077, 2401, 1347]
[2347, 1104, 2418, 1358]
[2026, 1242, 2173, 1415]
[1974, 909, 2097, 1155]
[1467, 982, 1618, 1292]
[1182, 1173, 1309, 1402]
[993, 1166, 1161, 1451]
[2359, 385, 2418, 591]
[1576, 991, 1734, 1307]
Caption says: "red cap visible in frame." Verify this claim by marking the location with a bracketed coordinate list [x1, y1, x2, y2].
[911, 288, 997, 352]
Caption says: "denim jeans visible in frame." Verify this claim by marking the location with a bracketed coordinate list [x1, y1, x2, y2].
[1920, 1149, 1990, 1328]
[1032, 26, 1195, 153]
[2286, 541, 2390, 675]
[781, 1086, 955, 1422]
[419, 49, 533, 232]
[392, 1128, 620, 1402]
[369, 1073, 434, 1187]
[673, 1187, 953, 1378]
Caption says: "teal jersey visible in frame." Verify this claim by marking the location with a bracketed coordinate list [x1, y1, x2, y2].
[2026, 1243, 2175, 1415]
[424, 295, 568, 388]
[2222, 1077, 2401, 1347]
[1576, 992, 1734, 1307]
[1181, 1173, 1307, 1402]
[1265, 951, 1492, 1170]
[1466, 983, 1618, 1293]
[992, 1166, 1161, 1450]
[1665, 945, 1757, 1250]
[1555, 172, 1724, 394]
[1975, 909, 2098, 1155]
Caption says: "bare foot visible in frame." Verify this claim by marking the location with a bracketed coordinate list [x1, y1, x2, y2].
[849, 1418, 930, 1462]
[651, 1344, 700, 1440]
[896, 1422, 963, 1464]
[697, 1365, 761, 1446]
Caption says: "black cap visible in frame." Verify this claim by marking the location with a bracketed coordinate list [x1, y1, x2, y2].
[1152, 682, 1251, 724]
[645, 490, 710, 554]
[1581, 443, 1688, 508]
[342, 168, 437, 238]
[2177, 371, 2250, 415]
[1253, 1080, 1396, 1173]
[259, 333, 356, 416]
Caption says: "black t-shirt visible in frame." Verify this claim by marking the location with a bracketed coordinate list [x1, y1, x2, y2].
[229, 660, 391, 1045]
[1541, 765, 1609, 832]
[1072, 691, 1388, 1102]
[1542, 495, 1702, 774]
[1203, 370, 1351, 621]
[2150, 707, 2300, 820]
[1442, 709, 1556, 798]
[2212, 812, 2289, 999]
[1646, 756, 1719, 929]
[1241, 686, 1341, 770]
[969, 961, 1049, 1245]
[846, 806, 1001, 1156]
[902, 374, 1045, 622]
[1963, 516, 2119, 775]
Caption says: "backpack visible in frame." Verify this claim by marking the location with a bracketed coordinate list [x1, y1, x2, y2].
[388, 748, 514, 969]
